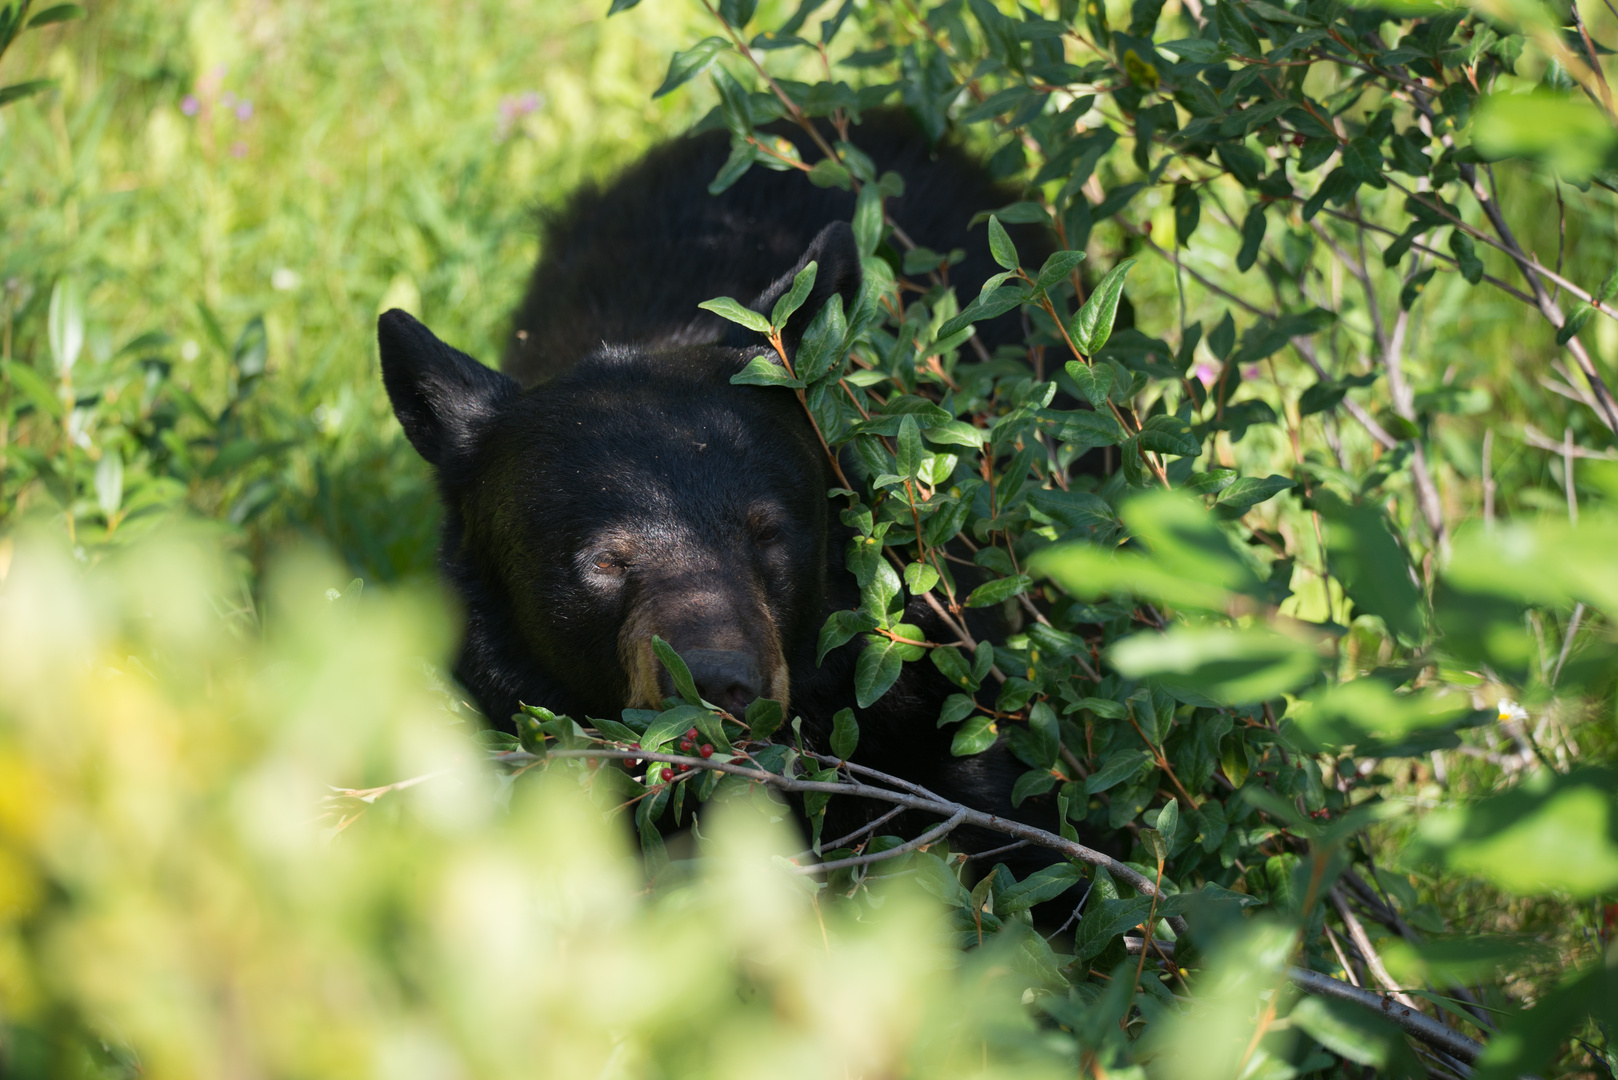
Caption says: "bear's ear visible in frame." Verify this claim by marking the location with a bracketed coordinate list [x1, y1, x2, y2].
[729, 221, 862, 354]
[378, 309, 519, 468]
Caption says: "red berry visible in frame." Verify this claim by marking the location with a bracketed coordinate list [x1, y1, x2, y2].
[686, 727, 699, 741]
[700, 744, 714, 758]
[679, 738, 694, 752]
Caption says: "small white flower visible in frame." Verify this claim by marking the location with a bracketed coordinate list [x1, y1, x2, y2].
[271, 268, 301, 291]
[1497, 698, 1528, 725]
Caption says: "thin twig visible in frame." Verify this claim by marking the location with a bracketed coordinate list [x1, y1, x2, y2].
[1330, 886, 1425, 1013]
[1120, 939, 1486, 1065]
[1553, 603, 1586, 688]
[504, 745, 1189, 935]
[795, 808, 967, 874]
[794, 805, 906, 860]
[1286, 966, 1485, 1066]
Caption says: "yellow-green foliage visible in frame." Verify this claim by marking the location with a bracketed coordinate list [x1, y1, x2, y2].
[0, 0, 716, 572]
[0, 530, 1067, 1078]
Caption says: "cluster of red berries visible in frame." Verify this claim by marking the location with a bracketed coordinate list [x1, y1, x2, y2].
[677, 727, 716, 757]
[660, 728, 715, 784]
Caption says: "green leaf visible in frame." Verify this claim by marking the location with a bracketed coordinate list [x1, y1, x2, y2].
[1077, 896, 1155, 961]
[1215, 0, 1263, 56]
[1108, 626, 1320, 706]
[1, 360, 63, 418]
[1288, 681, 1473, 751]
[1216, 474, 1294, 511]
[1071, 258, 1137, 356]
[730, 355, 806, 388]
[28, 3, 85, 26]
[817, 608, 879, 664]
[852, 182, 884, 256]
[903, 560, 939, 595]
[718, 0, 757, 28]
[1065, 360, 1114, 408]
[1171, 183, 1200, 247]
[1138, 415, 1198, 457]
[1237, 204, 1266, 273]
[771, 261, 818, 329]
[854, 635, 904, 707]
[1214, 143, 1265, 189]
[1183, 468, 1236, 494]
[607, 0, 642, 14]
[48, 278, 83, 376]
[1011, 769, 1058, 807]
[1156, 797, 1179, 847]
[935, 285, 1029, 340]
[700, 295, 771, 334]
[1158, 37, 1227, 62]
[1033, 249, 1087, 295]
[1474, 89, 1618, 179]
[651, 636, 703, 705]
[0, 79, 55, 107]
[1141, 827, 1168, 863]
[965, 573, 1032, 608]
[653, 37, 731, 98]
[794, 294, 847, 384]
[1318, 498, 1425, 643]
[1413, 768, 1618, 898]
[708, 141, 759, 195]
[829, 707, 859, 758]
[987, 215, 1019, 270]
[474, 728, 523, 753]
[1208, 310, 1236, 360]
[1449, 229, 1484, 285]
[895, 415, 924, 480]
[931, 648, 978, 692]
[744, 696, 784, 741]
[1399, 266, 1436, 310]
[95, 451, 123, 519]
[1085, 748, 1151, 794]
[641, 704, 715, 751]
[950, 715, 998, 756]
[1289, 997, 1402, 1068]
[1298, 379, 1348, 416]
[938, 693, 978, 727]
[997, 861, 1084, 912]
[1558, 303, 1593, 345]
[1341, 136, 1386, 187]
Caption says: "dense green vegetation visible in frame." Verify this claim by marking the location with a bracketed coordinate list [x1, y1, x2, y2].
[3, 0, 1618, 1076]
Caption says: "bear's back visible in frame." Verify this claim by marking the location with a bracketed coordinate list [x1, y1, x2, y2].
[501, 109, 1045, 386]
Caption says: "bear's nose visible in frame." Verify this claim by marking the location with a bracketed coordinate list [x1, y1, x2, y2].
[682, 648, 762, 717]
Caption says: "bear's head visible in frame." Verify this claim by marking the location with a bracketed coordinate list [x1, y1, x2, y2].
[378, 223, 861, 724]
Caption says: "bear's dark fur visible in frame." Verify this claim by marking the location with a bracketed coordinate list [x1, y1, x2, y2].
[378, 111, 1087, 876]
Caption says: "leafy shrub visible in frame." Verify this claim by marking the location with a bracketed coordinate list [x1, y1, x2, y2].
[3, 0, 1618, 1075]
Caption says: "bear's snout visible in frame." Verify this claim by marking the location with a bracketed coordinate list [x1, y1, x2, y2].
[678, 649, 761, 717]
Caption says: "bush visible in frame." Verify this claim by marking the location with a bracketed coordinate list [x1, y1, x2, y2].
[3, 0, 1618, 1075]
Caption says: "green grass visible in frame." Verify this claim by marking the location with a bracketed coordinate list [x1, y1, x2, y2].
[1, 0, 713, 579]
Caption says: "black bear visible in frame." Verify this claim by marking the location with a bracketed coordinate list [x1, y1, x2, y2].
[378, 110, 1065, 858]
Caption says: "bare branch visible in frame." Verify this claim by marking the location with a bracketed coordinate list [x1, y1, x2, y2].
[508, 745, 1189, 935]
[1286, 966, 1486, 1067]
[1330, 886, 1425, 1013]
[795, 808, 967, 874]
[794, 805, 906, 860]
[1122, 938, 1488, 1065]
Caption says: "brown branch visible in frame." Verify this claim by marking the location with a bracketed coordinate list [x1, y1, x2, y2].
[795, 807, 967, 874]
[506, 744, 1189, 935]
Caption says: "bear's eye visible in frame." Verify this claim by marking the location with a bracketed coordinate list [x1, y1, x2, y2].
[589, 552, 628, 575]
[752, 522, 781, 547]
